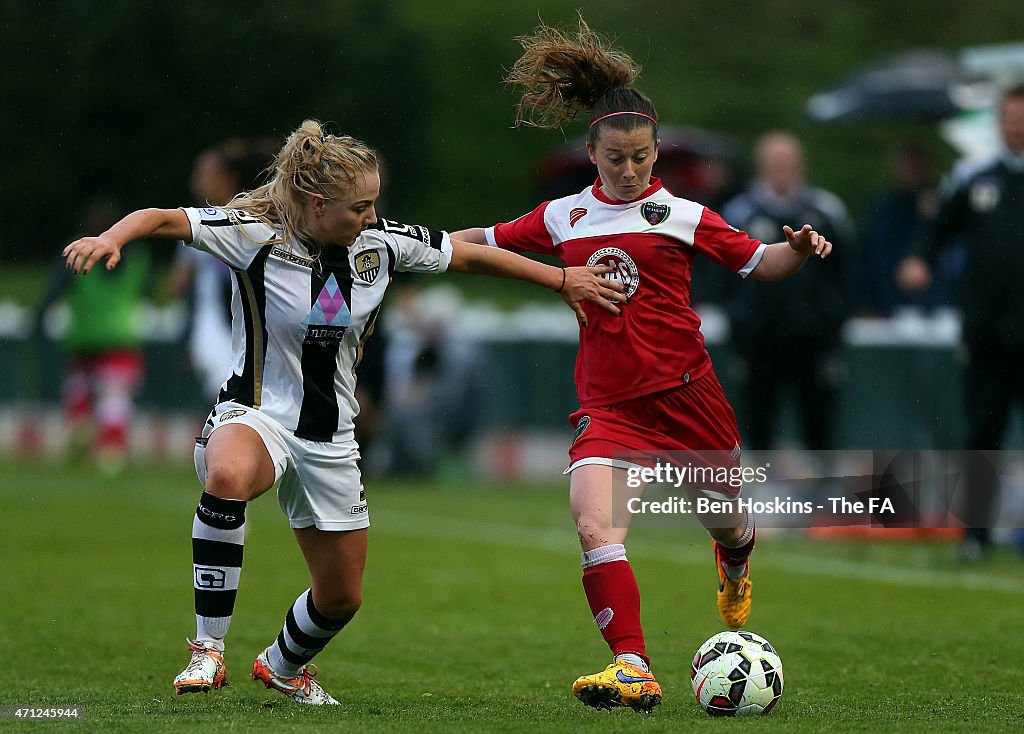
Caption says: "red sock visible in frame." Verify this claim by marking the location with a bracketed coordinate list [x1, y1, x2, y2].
[581, 560, 647, 665]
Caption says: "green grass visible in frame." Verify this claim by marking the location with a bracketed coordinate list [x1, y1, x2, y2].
[2, 460, 1023, 732]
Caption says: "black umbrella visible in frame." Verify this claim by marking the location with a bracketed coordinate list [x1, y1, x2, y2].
[806, 49, 996, 123]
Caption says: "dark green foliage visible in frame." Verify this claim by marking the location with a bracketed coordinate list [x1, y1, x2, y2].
[5, 1, 1023, 262]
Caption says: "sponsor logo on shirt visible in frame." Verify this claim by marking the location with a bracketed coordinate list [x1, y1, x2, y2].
[569, 207, 588, 227]
[303, 273, 351, 347]
[304, 274, 352, 328]
[271, 247, 315, 268]
[640, 202, 670, 226]
[380, 218, 437, 247]
[219, 409, 247, 422]
[586, 247, 640, 299]
[304, 326, 347, 348]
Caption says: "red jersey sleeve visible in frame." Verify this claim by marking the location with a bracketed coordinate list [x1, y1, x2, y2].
[693, 208, 763, 273]
[488, 201, 560, 256]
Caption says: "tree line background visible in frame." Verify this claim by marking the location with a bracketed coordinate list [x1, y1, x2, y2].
[3, 0, 1022, 266]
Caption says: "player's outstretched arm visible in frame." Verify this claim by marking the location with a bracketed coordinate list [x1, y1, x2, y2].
[748, 224, 833, 281]
[451, 228, 487, 245]
[448, 238, 625, 326]
[64, 207, 191, 274]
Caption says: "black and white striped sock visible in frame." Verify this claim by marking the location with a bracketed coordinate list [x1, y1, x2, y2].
[267, 589, 350, 677]
[191, 491, 246, 649]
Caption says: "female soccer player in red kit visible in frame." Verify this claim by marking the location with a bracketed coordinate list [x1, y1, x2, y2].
[455, 18, 833, 714]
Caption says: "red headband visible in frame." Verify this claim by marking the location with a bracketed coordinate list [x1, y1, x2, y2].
[589, 111, 659, 128]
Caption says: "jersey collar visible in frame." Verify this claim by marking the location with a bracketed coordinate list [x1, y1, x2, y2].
[590, 176, 664, 205]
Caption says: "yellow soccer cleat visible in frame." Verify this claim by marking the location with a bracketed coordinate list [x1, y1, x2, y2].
[714, 541, 753, 629]
[571, 659, 662, 714]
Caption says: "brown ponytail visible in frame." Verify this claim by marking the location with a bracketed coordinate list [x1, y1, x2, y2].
[505, 15, 658, 144]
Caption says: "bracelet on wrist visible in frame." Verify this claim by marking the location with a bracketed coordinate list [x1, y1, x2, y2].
[555, 267, 566, 293]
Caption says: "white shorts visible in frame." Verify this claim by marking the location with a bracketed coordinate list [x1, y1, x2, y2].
[194, 401, 369, 531]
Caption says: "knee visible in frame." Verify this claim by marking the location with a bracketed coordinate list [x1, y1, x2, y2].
[204, 462, 256, 501]
[315, 589, 362, 623]
[574, 510, 614, 551]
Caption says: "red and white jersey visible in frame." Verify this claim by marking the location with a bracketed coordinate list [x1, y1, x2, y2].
[485, 177, 765, 408]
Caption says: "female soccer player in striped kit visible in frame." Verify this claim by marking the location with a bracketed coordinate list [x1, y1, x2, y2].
[63, 120, 625, 706]
[455, 18, 833, 714]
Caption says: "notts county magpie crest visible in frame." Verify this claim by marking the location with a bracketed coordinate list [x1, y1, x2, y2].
[354, 250, 381, 282]
[640, 202, 670, 225]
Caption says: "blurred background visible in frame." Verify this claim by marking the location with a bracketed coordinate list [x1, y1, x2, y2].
[2, 0, 1023, 495]
[5, 6, 1024, 722]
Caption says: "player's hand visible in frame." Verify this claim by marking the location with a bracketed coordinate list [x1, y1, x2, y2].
[896, 255, 932, 291]
[561, 265, 626, 327]
[63, 235, 123, 274]
[784, 224, 832, 259]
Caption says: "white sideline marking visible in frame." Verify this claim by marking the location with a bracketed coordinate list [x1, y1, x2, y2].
[377, 510, 1024, 596]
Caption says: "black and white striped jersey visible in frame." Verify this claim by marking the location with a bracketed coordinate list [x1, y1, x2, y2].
[183, 206, 453, 442]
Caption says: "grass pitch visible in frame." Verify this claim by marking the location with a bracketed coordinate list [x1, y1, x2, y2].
[2, 460, 1022, 732]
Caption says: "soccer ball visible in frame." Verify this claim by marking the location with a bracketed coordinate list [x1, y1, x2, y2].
[690, 630, 783, 716]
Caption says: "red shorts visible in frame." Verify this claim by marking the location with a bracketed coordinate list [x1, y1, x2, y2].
[64, 349, 145, 418]
[567, 371, 742, 494]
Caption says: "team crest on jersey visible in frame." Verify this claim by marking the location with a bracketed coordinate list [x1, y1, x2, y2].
[354, 250, 381, 282]
[587, 247, 640, 299]
[640, 202, 670, 226]
[569, 207, 588, 228]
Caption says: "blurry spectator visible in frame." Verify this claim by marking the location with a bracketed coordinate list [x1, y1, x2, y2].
[167, 137, 278, 399]
[898, 84, 1024, 559]
[370, 283, 485, 476]
[352, 317, 387, 463]
[34, 196, 149, 472]
[722, 130, 855, 450]
[859, 141, 960, 315]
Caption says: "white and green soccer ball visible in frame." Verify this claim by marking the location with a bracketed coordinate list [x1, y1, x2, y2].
[690, 630, 784, 716]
